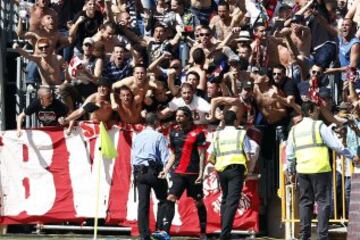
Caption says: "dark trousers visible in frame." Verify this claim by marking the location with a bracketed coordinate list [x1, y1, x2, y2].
[297, 172, 331, 240]
[218, 164, 245, 240]
[134, 166, 168, 240]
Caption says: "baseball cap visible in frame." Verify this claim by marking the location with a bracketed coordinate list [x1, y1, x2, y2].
[98, 77, 112, 88]
[83, 37, 94, 45]
[242, 80, 254, 89]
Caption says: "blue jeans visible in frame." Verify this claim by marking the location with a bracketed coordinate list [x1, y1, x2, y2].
[25, 61, 40, 85]
[179, 41, 189, 67]
[58, 28, 73, 62]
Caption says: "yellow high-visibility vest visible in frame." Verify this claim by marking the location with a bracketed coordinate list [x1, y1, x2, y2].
[214, 129, 247, 172]
[292, 119, 331, 174]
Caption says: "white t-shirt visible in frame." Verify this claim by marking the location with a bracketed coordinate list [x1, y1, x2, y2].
[168, 95, 210, 124]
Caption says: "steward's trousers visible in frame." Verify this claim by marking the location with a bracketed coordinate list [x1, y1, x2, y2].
[134, 163, 168, 240]
[218, 164, 246, 240]
[297, 172, 331, 240]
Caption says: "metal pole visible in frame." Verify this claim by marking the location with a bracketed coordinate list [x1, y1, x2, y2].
[0, 0, 6, 131]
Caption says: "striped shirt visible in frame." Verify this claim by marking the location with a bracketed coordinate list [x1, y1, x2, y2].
[103, 59, 133, 83]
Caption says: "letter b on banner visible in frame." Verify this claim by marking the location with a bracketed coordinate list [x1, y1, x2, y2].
[0, 131, 56, 216]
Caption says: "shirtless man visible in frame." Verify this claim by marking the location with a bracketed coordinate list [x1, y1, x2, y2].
[277, 17, 312, 58]
[253, 74, 296, 124]
[189, 25, 239, 67]
[209, 1, 233, 41]
[22, 14, 73, 52]
[20, 0, 58, 32]
[58, 77, 114, 128]
[92, 22, 118, 57]
[13, 38, 66, 86]
[251, 23, 296, 69]
[119, 22, 182, 62]
[207, 80, 256, 126]
[112, 65, 160, 107]
[112, 85, 143, 124]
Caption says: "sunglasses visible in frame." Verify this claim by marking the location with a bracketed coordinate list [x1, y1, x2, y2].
[171, 65, 180, 69]
[84, 43, 93, 47]
[38, 45, 49, 50]
[200, 32, 211, 37]
[311, 70, 322, 75]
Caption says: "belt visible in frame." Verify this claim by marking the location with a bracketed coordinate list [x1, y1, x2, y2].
[224, 164, 245, 171]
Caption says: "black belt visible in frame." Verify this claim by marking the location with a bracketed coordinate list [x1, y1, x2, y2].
[134, 161, 163, 172]
[224, 164, 245, 171]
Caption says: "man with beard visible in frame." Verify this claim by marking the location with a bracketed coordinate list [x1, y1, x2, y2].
[153, 106, 208, 240]
[160, 83, 210, 124]
[13, 38, 67, 86]
[209, 1, 233, 41]
[272, 64, 301, 105]
[17, 86, 68, 137]
[58, 77, 114, 128]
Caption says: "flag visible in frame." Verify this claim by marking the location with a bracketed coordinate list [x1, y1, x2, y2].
[99, 122, 118, 159]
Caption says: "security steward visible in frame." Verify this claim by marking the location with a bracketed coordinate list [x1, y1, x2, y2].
[208, 110, 253, 240]
[131, 112, 171, 240]
[286, 101, 359, 240]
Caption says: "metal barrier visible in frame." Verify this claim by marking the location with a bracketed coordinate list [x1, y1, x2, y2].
[278, 142, 351, 239]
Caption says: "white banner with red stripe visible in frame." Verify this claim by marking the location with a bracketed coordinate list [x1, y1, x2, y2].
[0, 122, 259, 235]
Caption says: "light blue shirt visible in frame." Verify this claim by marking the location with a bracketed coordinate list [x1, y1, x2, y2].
[286, 117, 354, 173]
[131, 127, 169, 166]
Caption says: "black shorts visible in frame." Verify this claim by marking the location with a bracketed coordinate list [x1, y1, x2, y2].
[168, 173, 203, 200]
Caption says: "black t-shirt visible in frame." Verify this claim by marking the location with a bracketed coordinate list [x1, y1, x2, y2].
[24, 99, 68, 126]
[277, 78, 301, 104]
[169, 126, 207, 174]
[73, 10, 104, 51]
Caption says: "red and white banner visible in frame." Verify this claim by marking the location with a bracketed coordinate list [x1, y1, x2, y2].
[0, 122, 259, 235]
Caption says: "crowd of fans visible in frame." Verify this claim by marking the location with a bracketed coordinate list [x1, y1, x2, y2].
[11, 0, 360, 214]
